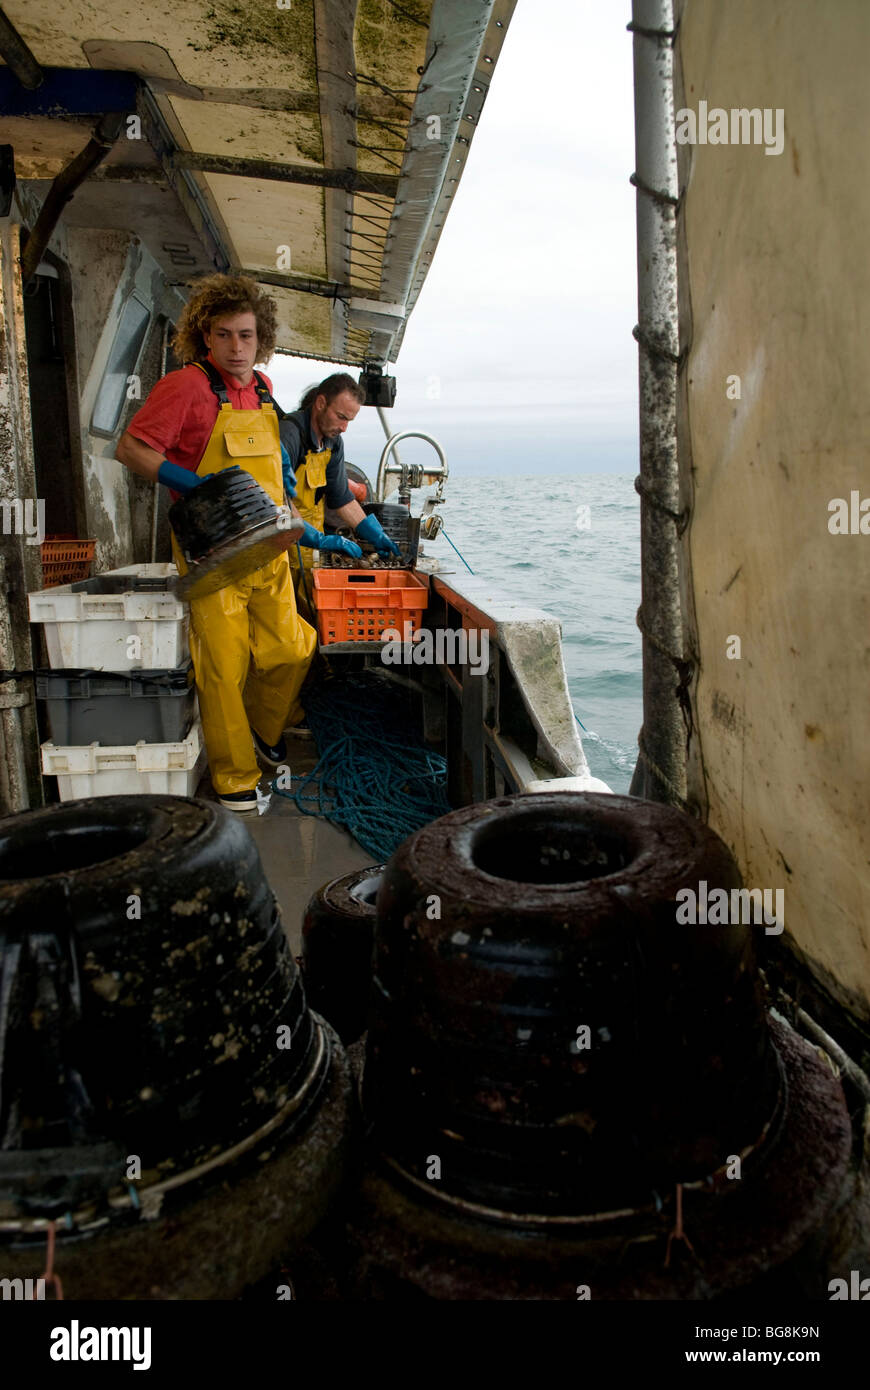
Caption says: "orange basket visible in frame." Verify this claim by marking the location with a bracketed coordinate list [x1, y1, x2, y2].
[41, 536, 96, 589]
[313, 568, 428, 645]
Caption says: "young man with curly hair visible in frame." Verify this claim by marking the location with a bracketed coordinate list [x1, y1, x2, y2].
[115, 273, 335, 813]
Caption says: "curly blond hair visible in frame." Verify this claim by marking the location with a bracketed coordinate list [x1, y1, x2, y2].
[171, 273, 278, 364]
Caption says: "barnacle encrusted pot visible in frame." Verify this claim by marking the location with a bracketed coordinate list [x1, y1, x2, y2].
[349, 793, 851, 1298]
[302, 864, 384, 1044]
[0, 795, 353, 1298]
[364, 792, 779, 1213]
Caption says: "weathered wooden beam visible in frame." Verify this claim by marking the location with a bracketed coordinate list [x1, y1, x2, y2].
[0, 6, 43, 91]
[313, 0, 360, 356]
[239, 267, 367, 299]
[171, 150, 398, 199]
[194, 87, 408, 123]
[93, 165, 165, 184]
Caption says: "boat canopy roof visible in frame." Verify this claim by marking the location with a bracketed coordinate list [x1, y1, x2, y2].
[1, 0, 515, 363]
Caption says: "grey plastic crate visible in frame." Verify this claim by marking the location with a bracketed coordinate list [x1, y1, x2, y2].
[68, 575, 172, 595]
[36, 663, 197, 746]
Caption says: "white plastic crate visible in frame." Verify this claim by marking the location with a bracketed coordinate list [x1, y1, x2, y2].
[28, 563, 189, 670]
[41, 720, 206, 800]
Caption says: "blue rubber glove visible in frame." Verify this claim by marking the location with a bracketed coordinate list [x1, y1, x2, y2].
[157, 460, 202, 494]
[297, 521, 362, 558]
[355, 513, 401, 557]
[280, 443, 297, 500]
[319, 535, 364, 557]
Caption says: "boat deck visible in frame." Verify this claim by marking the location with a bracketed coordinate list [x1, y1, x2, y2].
[194, 738, 374, 958]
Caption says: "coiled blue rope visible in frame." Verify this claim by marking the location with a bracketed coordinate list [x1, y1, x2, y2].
[272, 674, 450, 861]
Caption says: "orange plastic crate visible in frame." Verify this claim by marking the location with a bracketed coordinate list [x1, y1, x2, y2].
[41, 536, 96, 589]
[313, 568, 428, 645]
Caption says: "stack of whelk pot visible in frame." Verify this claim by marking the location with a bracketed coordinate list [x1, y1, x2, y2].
[28, 563, 204, 799]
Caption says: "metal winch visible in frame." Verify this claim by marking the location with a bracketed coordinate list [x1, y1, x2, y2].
[323, 427, 448, 568]
[372, 429, 448, 557]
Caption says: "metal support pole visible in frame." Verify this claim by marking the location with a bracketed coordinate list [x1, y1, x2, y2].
[376, 406, 402, 494]
[0, 7, 43, 90]
[0, 558, 30, 814]
[628, 0, 688, 807]
[0, 216, 42, 811]
[150, 320, 172, 563]
[149, 484, 160, 565]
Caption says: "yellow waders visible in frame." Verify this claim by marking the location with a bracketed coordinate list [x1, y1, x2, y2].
[171, 379, 317, 796]
[287, 446, 331, 623]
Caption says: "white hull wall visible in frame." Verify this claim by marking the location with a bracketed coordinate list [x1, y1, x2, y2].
[675, 0, 870, 1019]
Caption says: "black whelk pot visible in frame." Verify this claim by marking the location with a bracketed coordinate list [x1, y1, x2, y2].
[302, 865, 384, 1045]
[360, 502, 420, 565]
[0, 795, 352, 1298]
[364, 791, 779, 1213]
[169, 468, 279, 564]
[169, 470, 303, 600]
[350, 793, 852, 1297]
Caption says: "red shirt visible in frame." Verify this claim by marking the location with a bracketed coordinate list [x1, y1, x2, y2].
[128, 354, 275, 476]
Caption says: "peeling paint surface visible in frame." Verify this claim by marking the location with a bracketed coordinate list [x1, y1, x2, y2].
[167, 99, 324, 167]
[204, 174, 328, 280]
[6, 1, 317, 88]
[4, 0, 509, 362]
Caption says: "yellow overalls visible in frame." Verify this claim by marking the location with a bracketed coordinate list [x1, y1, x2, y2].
[287, 443, 332, 622]
[171, 365, 317, 796]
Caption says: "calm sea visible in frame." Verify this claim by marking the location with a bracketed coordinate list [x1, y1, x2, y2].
[424, 474, 642, 794]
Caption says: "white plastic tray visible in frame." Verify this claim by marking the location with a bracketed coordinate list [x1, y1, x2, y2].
[28, 563, 188, 670]
[41, 720, 206, 800]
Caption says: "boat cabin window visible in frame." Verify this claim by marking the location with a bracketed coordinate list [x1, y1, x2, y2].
[91, 294, 151, 436]
[162, 320, 181, 376]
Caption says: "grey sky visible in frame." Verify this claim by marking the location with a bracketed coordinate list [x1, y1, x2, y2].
[269, 0, 639, 477]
